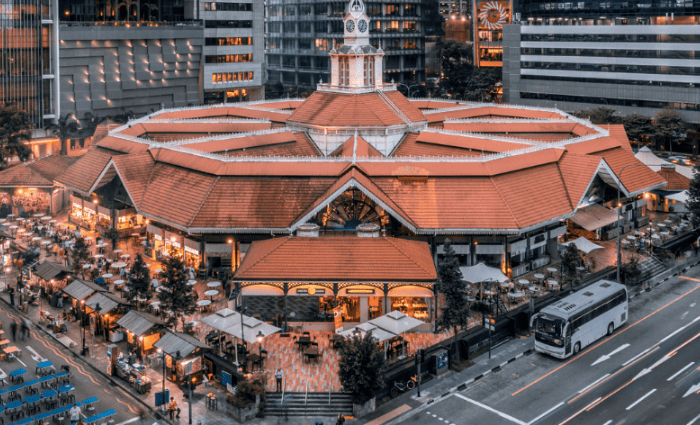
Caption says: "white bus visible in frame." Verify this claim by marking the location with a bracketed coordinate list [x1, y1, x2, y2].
[531, 280, 628, 359]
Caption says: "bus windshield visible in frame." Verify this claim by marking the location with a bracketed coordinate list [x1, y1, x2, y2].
[535, 314, 565, 339]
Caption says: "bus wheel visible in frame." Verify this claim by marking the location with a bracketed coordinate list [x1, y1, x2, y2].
[607, 323, 614, 336]
[573, 342, 581, 355]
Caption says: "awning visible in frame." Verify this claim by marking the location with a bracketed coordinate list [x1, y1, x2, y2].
[561, 236, 603, 254]
[62, 279, 106, 301]
[241, 285, 284, 296]
[34, 261, 71, 281]
[387, 286, 433, 297]
[117, 310, 166, 336]
[85, 292, 127, 315]
[570, 203, 621, 232]
[153, 331, 210, 357]
[665, 191, 688, 203]
[206, 243, 232, 256]
[459, 263, 509, 283]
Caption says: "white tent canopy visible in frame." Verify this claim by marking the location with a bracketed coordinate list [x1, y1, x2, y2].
[339, 322, 397, 343]
[460, 263, 509, 283]
[200, 308, 241, 332]
[562, 236, 603, 254]
[635, 147, 694, 179]
[368, 310, 425, 335]
[665, 190, 689, 203]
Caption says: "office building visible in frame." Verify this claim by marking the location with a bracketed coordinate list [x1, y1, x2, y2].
[265, 0, 427, 88]
[503, 6, 700, 124]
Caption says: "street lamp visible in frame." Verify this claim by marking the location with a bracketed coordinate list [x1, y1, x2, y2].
[615, 163, 667, 282]
[397, 83, 420, 98]
[188, 375, 195, 425]
[157, 347, 166, 411]
[256, 331, 264, 371]
[81, 300, 87, 356]
[92, 303, 102, 358]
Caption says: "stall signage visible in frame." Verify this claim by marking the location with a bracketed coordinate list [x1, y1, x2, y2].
[172, 242, 181, 249]
[154, 234, 163, 241]
[296, 288, 325, 295]
[184, 246, 199, 255]
[333, 306, 343, 333]
[347, 289, 375, 295]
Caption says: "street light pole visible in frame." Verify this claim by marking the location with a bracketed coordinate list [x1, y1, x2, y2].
[397, 83, 420, 98]
[81, 300, 87, 356]
[235, 306, 247, 367]
[256, 331, 263, 372]
[616, 163, 667, 282]
[188, 375, 195, 425]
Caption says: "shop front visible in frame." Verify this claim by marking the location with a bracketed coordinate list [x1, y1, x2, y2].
[153, 331, 210, 386]
[9, 188, 51, 216]
[184, 238, 201, 269]
[84, 292, 129, 342]
[116, 207, 145, 237]
[70, 195, 98, 230]
[117, 310, 168, 361]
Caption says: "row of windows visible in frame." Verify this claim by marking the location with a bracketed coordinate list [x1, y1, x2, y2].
[267, 3, 418, 16]
[267, 55, 329, 70]
[520, 91, 700, 111]
[267, 38, 421, 51]
[569, 291, 626, 331]
[204, 20, 252, 29]
[212, 71, 254, 83]
[204, 37, 252, 46]
[205, 54, 252, 64]
[521, 74, 698, 88]
[522, 61, 699, 75]
[522, 33, 700, 43]
[268, 20, 418, 34]
[522, 48, 698, 59]
[204, 3, 252, 12]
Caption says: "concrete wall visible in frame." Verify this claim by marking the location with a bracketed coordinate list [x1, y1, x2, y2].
[59, 23, 203, 126]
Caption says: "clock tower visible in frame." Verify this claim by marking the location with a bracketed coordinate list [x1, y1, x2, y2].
[328, 0, 384, 90]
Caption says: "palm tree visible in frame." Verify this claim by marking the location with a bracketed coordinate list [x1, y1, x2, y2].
[145, 1, 158, 21]
[47, 114, 79, 156]
[118, 0, 138, 21]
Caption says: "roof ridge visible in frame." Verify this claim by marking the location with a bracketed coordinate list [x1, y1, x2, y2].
[383, 237, 436, 278]
[555, 155, 575, 211]
[189, 176, 220, 227]
[489, 175, 520, 228]
[140, 151, 160, 206]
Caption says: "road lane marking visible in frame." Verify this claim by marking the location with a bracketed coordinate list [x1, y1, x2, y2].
[683, 382, 700, 398]
[558, 397, 600, 425]
[592, 344, 630, 366]
[527, 401, 564, 425]
[680, 276, 700, 282]
[668, 362, 695, 381]
[688, 413, 700, 425]
[454, 394, 527, 425]
[622, 348, 651, 366]
[626, 388, 656, 410]
[115, 418, 140, 425]
[25, 346, 45, 362]
[578, 374, 611, 394]
[603, 421, 612, 425]
[513, 284, 700, 396]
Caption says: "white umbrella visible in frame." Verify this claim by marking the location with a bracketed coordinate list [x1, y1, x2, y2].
[369, 311, 424, 358]
[460, 263, 509, 283]
[561, 236, 603, 254]
[339, 322, 396, 343]
[201, 308, 242, 356]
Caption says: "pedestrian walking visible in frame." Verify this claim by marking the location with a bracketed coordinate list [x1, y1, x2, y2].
[10, 321, 17, 341]
[275, 369, 283, 392]
[22, 319, 30, 339]
[336, 413, 345, 425]
[9, 287, 14, 306]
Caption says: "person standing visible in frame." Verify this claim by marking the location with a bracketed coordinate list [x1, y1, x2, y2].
[69, 403, 82, 425]
[336, 413, 346, 425]
[8, 287, 14, 306]
[9, 321, 17, 341]
[22, 319, 30, 340]
[275, 369, 283, 392]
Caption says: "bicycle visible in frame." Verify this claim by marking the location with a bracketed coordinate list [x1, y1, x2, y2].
[390, 375, 417, 398]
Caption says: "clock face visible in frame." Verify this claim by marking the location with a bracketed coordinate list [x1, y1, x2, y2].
[358, 19, 367, 33]
[346, 19, 355, 33]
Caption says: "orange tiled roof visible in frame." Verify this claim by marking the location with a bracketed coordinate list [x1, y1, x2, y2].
[57, 148, 118, 193]
[287, 91, 426, 127]
[589, 147, 666, 194]
[0, 155, 78, 187]
[234, 236, 437, 282]
[181, 131, 320, 157]
[96, 136, 151, 154]
[424, 106, 566, 123]
[414, 131, 529, 153]
[657, 166, 690, 191]
[111, 153, 156, 207]
[557, 153, 604, 207]
[329, 135, 384, 158]
[27, 155, 80, 183]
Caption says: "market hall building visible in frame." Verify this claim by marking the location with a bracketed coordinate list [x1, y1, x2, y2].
[53, 0, 665, 327]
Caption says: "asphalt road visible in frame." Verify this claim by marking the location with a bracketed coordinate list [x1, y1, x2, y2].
[397, 270, 700, 425]
[0, 305, 153, 425]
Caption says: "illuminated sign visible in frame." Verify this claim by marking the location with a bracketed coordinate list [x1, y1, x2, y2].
[478, 1, 509, 30]
[347, 289, 375, 295]
[296, 288, 326, 295]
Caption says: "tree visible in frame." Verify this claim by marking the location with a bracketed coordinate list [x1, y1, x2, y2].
[686, 162, 700, 228]
[264, 81, 285, 100]
[620, 113, 654, 149]
[438, 40, 474, 98]
[462, 67, 501, 102]
[560, 244, 584, 290]
[653, 108, 686, 153]
[71, 236, 91, 279]
[435, 239, 470, 359]
[47, 114, 79, 156]
[157, 247, 196, 330]
[125, 253, 151, 309]
[337, 331, 386, 403]
[0, 104, 32, 169]
[620, 256, 642, 285]
[570, 107, 620, 125]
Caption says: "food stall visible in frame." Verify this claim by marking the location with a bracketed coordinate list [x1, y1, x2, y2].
[116, 207, 145, 237]
[110, 348, 153, 394]
[61, 278, 108, 321]
[117, 310, 167, 360]
[153, 331, 210, 386]
[85, 292, 129, 341]
[184, 238, 201, 269]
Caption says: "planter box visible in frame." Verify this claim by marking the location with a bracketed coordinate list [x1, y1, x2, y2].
[226, 404, 258, 422]
[353, 397, 375, 418]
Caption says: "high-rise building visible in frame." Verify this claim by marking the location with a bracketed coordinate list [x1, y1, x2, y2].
[265, 0, 427, 88]
[503, 5, 700, 124]
[0, 0, 60, 131]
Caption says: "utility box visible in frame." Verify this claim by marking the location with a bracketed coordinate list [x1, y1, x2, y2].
[432, 348, 449, 376]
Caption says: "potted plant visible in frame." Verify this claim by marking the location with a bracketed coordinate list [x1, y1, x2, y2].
[225, 374, 265, 422]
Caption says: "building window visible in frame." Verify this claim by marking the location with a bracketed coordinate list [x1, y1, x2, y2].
[386, 4, 400, 16]
[299, 4, 311, 15]
[299, 22, 311, 33]
[314, 3, 327, 15]
[299, 38, 312, 49]
[331, 20, 343, 32]
[205, 37, 252, 46]
[283, 56, 296, 68]
[205, 54, 253, 64]
[205, 20, 252, 28]
[268, 22, 281, 32]
[267, 38, 280, 49]
[364, 57, 374, 86]
[387, 21, 399, 32]
[331, 3, 345, 15]
[283, 22, 296, 33]
[267, 5, 280, 16]
[315, 39, 329, 51]
[403, 21, 417, 32]
[204, 3, 252, 12]
[284, 5, 296, 16]
[315, 21, 327, 33]
[283, 38, 295, 49]
[340, 57, 349, 85]
[211, 72, 254, 83]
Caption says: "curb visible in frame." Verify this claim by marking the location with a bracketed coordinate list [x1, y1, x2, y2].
[628, 258, 700, 300]
[0, 294, 173, 425]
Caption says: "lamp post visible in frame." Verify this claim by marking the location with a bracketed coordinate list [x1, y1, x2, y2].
[188, 375, 195, 425]
[81, 299, 87, 356]
[92, 303, 102, 358]
[616, 163, 667, 282]
[235, 306, 247, 367]
[157, 347, 166, 413]
[256, 331, 264, 371]
[397, 83, 420, 98]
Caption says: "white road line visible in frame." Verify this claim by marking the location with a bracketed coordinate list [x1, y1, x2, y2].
[592, 344, 630, 366]
[622, 348, 651, 366]
[626, 389, 656, 411]
[668, 362, 695, 381]
[25, 346, 44, 362]
[114, 417, 140, 425]
[527, 401, 564, 425]
[578, 374, 611, 394]
[688, 413, 700, 425]
[454, 394, 527, 425]
[603, 421, 613, 425]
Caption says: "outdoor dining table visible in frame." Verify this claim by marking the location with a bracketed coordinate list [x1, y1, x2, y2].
[10, 368, 27, 382]
[24, 395, 41, 405]
[120, 254, 130, 259]
[82, 264, 92, 269]
[533, 273, 545, 282]
[546, 267, 558, 274]
[22, 380, 40, 394]
[204, 290, 219, 301]
[626, 235, 636, 240]
[529, 285, 539, 292]
[41, 389, 58, 404]
[54, 371, 70, 385]
[36, 361, 53, 375]
[547, 280, 560, 290]
[207, 281, 221, 288]
[517, 279, 530, 287]
[39, 375, 54, 388]
[102, 273, 113, 279]
[33, 213, 43, 218]
[295, 336, 311, 351]
[111, 262, 127, 268]
[113, 249, 122, 254]
[508, 291, 525, 300]
[303, 346, 319, 364]
[196, 300, 211, 309]
[499, 282, 511, 289]
[17, 416, 36, 425]
[0, 338, 11, 347]
[114, 279, 124, 287]
[186, 280, 196, 286]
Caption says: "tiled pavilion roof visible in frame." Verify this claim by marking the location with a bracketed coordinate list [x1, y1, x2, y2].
[0, 155, 78, 188]
[54, 95, 667, 235]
